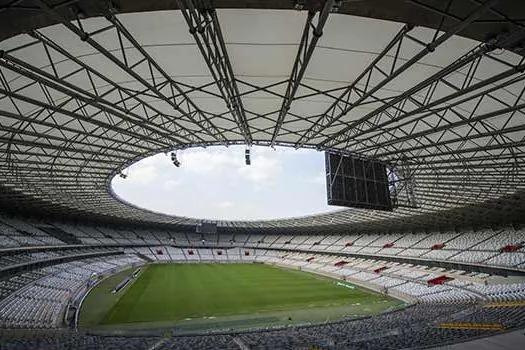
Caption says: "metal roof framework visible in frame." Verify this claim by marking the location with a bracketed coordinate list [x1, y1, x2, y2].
[0, 0, 524, 233]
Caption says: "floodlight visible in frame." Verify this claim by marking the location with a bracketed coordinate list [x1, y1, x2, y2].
[245, 148, 251, 166]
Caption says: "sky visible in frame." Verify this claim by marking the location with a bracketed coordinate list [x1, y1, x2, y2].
[112, 146, 339, 220]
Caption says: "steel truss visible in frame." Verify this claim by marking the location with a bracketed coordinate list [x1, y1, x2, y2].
[271, 0, 334, 145]
[0, 0, 524, 233]
[296, 0, 498, 147]
[177, 0, 252, 144]
[36, 0, 232, 143]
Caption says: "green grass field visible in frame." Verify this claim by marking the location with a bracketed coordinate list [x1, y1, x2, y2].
[80, 263, 402, 331]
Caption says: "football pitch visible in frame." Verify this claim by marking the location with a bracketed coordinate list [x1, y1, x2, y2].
[80, 263, 403, 331]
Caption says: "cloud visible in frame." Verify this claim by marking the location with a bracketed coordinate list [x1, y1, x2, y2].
[128, 164, 158, 185]
[307, 173, 326, 186]
[237, 153, 281, 186]
[217, 201, 234, 209]
[179, 147, 282, 187]
[111, 145, 334, 220]
[280, 147, 317, 156]
[163, 179, 181, 190]
[115, 153, 167, 185]
[179, 148, 244, 175]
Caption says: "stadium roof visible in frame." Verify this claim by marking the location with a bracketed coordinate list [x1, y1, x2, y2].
[1, 0, 525, 234]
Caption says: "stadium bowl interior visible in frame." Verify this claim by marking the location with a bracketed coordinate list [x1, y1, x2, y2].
[1, 0, 525, 349]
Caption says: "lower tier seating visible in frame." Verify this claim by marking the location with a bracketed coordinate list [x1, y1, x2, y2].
[0, 246, 523, 349]
[3, 304, 523, 349]
[0, 255, 144, 328]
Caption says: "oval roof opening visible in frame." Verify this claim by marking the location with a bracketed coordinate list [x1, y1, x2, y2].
[112, 146, 339, 220]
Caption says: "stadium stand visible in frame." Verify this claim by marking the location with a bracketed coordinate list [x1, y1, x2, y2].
[1, 303, 522, 350]
[1, 0, 525, 348]
[2, 218, 525, 316]
[0, 232, 523, 350]
[0, 254, 144, 328]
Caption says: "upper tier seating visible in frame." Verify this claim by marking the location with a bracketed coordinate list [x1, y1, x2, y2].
[473, 229, 525, 251]
[3, 219, 525, 271]
[411, 232, 460, 249]
[445, 230, 498, 250]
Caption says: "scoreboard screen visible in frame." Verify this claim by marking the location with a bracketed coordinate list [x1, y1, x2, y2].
[325, 151, 392, 211]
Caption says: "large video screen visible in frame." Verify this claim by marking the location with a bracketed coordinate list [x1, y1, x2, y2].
[325, 151, 392, 211]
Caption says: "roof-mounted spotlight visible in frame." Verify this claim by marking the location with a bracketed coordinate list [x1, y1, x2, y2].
[245, 147, 251, 166]
[170, 152, 181, 167]
[331, 0, 343, 13]
[119, 167, 129, 179]
[294, 0, 305, 11]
